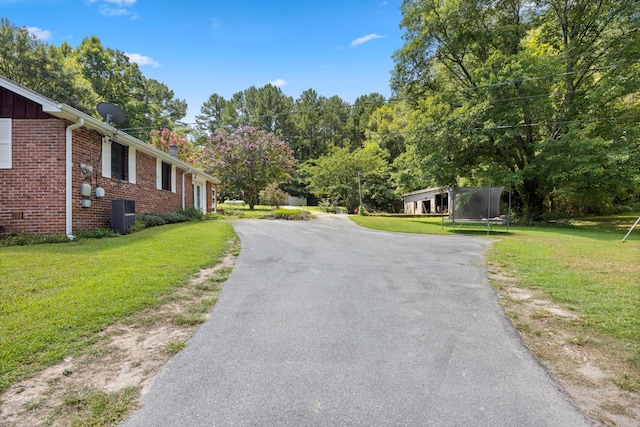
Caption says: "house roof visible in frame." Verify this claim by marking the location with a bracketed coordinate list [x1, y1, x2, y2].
[0, 75, 220, 184]
[402, 187, 448, 198]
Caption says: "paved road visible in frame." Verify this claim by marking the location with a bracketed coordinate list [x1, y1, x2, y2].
[122, 215, 590, 426]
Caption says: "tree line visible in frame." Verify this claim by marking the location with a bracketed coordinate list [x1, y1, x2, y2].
[3, 1, 640, 220]
[192, 86, 396, 210]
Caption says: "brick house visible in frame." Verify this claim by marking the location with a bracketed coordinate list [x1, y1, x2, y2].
[0, 75, 220, 237]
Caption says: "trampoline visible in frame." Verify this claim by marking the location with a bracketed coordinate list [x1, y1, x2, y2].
[442, 186, 510, 234]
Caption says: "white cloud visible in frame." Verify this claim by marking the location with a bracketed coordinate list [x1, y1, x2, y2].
[91, 0, 137, 19]
[99, 6, 129, 16]
[104, 0, 136, 5]
[268, 79, 287, 87]
[126, 53, 161, 68]
[350, 33, 384, 47]
[26, 26, 51, 41]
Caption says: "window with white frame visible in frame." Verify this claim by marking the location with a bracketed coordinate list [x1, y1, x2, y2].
[156, 158, 176, 192]
[102, 135, 136, 183]
[0, 118, 12, 169]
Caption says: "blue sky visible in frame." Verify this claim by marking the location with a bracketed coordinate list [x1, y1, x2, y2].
[2, 0, 404, 123]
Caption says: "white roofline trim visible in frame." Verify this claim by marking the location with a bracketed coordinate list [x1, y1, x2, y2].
[401, 187, 448, 198]
[0, 75, 220, 185]
[0, 75, 62, 113]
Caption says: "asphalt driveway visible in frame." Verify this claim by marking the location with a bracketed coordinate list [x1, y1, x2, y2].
[122, 214, 590, 426]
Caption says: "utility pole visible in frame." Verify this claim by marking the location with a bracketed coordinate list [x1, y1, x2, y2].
[357, 171, 362, 210]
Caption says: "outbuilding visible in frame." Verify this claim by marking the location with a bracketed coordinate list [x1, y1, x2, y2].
[402, 187, 450, 214]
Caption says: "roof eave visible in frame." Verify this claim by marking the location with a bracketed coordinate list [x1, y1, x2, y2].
[58, 104, 220, 183]
[0, 76, 219, 184]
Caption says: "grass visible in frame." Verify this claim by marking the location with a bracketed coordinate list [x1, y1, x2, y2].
[350, 215, 448, 234]
[220, 204, 313, 220]
[298, 205, 325, 213]
[351, 213, 640, 365]
[195, 266, 234, 292]
[613, 373, 640, 391]
[164, 341, 187, 356]
[61, 386, 139, 426]
[171, 297, 218, 326]
[488, 221, 640, 359]
[0, 220, 236, 393]
[298, 205, 347, 214]
[219, 203, 274, 218]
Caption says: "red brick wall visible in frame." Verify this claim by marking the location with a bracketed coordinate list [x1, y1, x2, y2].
[70, 127, 192, 232]
[0, 118, 66, 234]
[0, 115, 204, 236]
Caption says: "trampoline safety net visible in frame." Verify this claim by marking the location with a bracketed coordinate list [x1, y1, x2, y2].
[451, 186, 504, 219]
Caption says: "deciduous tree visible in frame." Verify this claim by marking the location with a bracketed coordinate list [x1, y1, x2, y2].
[0, 19, 98, 113]
[199, 126, 295, 209]
[303, 142, 393, 212]
[149, 128, 197, 164]
[392, 0, 640, 220]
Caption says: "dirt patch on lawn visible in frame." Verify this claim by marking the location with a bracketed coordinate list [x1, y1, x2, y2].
[488, 265, 640, 427]
[0, 253, 237, 427]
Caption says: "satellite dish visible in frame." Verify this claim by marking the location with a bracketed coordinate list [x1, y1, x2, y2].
[97, 102, 127, 125]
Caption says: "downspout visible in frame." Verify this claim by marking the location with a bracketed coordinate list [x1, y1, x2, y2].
[65, 118, 84, 240]
[182, 168, 192, 210]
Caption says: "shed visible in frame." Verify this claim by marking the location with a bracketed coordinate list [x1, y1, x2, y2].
[402, 187, 450, 214]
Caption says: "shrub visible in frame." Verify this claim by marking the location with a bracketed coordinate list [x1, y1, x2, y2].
[127, 219, 146, 234]
[272, 209, 311, 220]
[134, 208, 205, 232]
[260, 183, 289, 208]
[75, 228, 119, 239]
[158, 212, 188, 224]
[318, 198, 336, 213]
[220, 206, 242, 217]
[0, 230, 70, 247]
[180, 207, 205, 221]
[139, 215, 166, 228]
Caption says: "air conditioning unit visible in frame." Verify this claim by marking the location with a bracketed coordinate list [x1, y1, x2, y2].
[112, 200, 135, 234]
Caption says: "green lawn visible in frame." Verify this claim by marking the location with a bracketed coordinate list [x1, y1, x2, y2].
[219, 204, 312, 220]
[351, 213, 640, 365]
[350, 215, 448, 234]
[0, 220, 236, 392]
[2, 211, 638, 394]
[220, 203, 275, 218]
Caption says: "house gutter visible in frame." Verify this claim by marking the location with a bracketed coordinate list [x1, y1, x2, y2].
[65, 118, 84, 240]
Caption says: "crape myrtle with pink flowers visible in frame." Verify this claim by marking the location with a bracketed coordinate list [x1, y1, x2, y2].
[198, 126, 295, 209]
[149, 128, 199, 165]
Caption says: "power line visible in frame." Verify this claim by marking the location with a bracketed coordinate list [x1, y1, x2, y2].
[191, 60, 639, 123]
[473, 114, 640, 131]
[119, 60, 640, 136]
